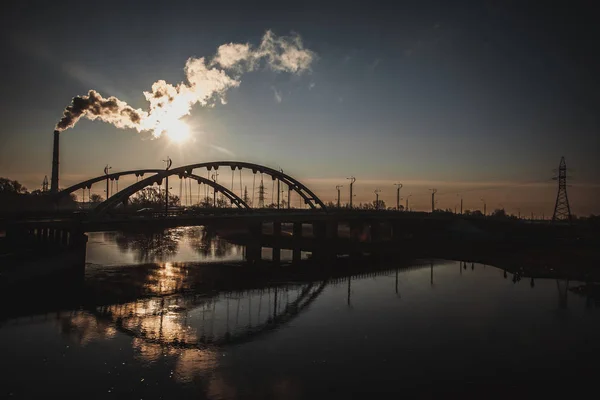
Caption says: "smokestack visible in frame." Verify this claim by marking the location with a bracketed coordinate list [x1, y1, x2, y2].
[51, 130, 59, 193]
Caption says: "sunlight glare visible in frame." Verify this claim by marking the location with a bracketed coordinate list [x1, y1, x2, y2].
[160, 119, 191, 144]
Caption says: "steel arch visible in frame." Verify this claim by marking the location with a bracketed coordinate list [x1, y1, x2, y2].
[56, 169, 164, 199]
[91, 170, 250, 213]
[93, 161, 326, 215]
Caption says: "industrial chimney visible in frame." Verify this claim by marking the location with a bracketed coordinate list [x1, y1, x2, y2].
[50, 130, 59, 193]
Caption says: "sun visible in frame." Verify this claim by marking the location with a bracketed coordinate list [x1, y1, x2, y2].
[162, 119, 191, 143]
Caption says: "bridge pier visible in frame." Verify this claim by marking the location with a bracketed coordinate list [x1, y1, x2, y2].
[293, 222, 302, 238]
[370, 222, 381, 242]
[2, 223, 88, 286]
[245, 221, 262, 264]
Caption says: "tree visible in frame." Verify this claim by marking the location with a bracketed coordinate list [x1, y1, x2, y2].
[0, 178, 28, 194]
[90, 194, 104, 203]
[373, 199, 386, 210]
[197, 196, 213, 208]
[216, 197, 229, 208]
[491, 208, 507, 218]
[130, 187, 180, 208]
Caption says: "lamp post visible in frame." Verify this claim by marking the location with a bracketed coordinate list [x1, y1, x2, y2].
[430, 189, 437, 213]
[336, 185, 343, 208]
[104, 165, 112, 198]
[347, 177, 356, 208]
[163, 157, 172, 216]
[394, 183, 403, 211]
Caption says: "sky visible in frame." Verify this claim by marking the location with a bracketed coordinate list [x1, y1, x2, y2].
[0, 1, 598, 216]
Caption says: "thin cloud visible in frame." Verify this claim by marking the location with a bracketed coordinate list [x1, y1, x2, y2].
[272, 87, 282, 103]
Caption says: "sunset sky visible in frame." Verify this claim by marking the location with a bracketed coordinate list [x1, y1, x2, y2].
[0, 1, 598, 215]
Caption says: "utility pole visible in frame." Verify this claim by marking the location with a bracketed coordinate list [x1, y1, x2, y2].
[394, 183, 403, 210]
[211, 173, 218, 207]
[457, 194, 463, 214]
[258, 177, 265, 208]
[104, 165, 112, 198]
[336, 185, 343, 208]
[243, 186, 249, 204]
[347, 176, 356, 208]
[406, 194, 411, 212]
[430, 189, 437, 213]
[552, 156, 572, 222]
[276, 179, 280, 209]
[163, 157, 172, 215]
[374, 189, 381, 210]
[480, 198, 486, 216]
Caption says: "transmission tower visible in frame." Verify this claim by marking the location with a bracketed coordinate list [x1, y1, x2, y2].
[42, 175, 49, 192]
[552, 156, 572, 222]
[243, 185, 249, 204]
[257, 177, 266, 208]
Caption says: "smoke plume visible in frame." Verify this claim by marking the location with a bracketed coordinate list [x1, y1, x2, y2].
[56, 30, 315, 137]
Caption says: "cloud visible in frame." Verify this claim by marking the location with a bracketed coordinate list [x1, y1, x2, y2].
[56, 30, 316, 136]
[272, 87, 282, 103]
[369, 58, 381, 71]
[212, 30, 316, 74]
[208, 144, 235, 157]
[309, 82, 315, 90]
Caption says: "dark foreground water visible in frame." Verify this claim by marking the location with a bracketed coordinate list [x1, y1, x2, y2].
[1, 227, 599, 398]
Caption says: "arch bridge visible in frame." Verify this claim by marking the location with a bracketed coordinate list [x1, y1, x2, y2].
[81, 161, 327, 215]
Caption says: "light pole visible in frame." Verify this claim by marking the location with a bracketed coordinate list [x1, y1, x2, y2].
[374, 189, 381, 210]
[336, 185, 343, 208]
[163, 157, 172, 215]
[394, 183, 403, 211]
[104, 165, 112, 198]
[347, 176, 356, 208]
[480, 198, 486, 216]
[430, 189, 437, 213]
[211, 173, 218, 207]
[406, 194, 411, 211]
[457, 193, 463, 214]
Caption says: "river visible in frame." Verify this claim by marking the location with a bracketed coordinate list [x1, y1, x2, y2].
[1, 227, 599, 398]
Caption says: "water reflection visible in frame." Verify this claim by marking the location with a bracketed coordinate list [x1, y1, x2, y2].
[87, 227, 244, 266]
[3, 254, 600, 398]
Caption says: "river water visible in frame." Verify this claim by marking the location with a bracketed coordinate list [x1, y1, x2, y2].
[1, 227, 599, 398]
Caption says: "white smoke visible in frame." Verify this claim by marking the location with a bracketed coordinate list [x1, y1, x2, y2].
[56, 30, 315, 137]
[212, 30, 316, 74]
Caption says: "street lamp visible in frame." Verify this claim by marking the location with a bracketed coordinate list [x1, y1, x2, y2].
[163, 157, 172, 215]
[347, 177, 356, 208]
[104, 164, 112, 198]
[430, 189, 437, 213]
[394, 183, 403, 211]
[336, 185, 343, 208]
[457, 193, 463, 214]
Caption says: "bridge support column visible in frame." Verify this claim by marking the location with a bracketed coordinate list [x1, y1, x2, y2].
[273, 221, 281, 236]
[311, 221, 331, 261]
[313, 221, 326, 239]
[391, 222, 402, 241]
[272, 246, 281, 264]
[245, 221, 262, 265]
[326, 221, 338, 239]
[61, 229, 69, 248]
[370, 222, 381, 242]
[293, 222, 302, 238]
